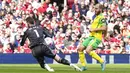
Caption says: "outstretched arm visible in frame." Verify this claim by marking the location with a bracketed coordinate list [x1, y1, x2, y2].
[90, 18, 108, 37]
[89, 25, 107, 32]
[43, 27, 52, 38]
[20, 31, 28, 46]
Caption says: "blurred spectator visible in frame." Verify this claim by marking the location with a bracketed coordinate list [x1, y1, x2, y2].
[46, 3, 54, 13]
[63, 35, 72, 49]
[86, 5, 95, 21]
[98, 0, 108, 3]
[67, 0, 74, 9]
[80, 1, 88, 16]
[38, 0, 50, 13]
[125, 37, 130, 54]
[72, 0, 81, 15]
[0, 0, 129, 54]
[121, 23, 129, 39]
[107, 17, 115, 33]
[113, 18, 121, 36]
[110, 42, 122, 54]
[32, 0, 41, 9]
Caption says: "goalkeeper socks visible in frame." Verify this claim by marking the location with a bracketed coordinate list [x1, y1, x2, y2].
[40, 64, 45, 69]
[79, 52, 87, 66]
[89, 51, 104, 64]
[60, 58, 70, 65]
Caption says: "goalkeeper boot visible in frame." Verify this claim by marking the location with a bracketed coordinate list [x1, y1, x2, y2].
[70, 64, 82, 71]
[44, 64, 55, 72]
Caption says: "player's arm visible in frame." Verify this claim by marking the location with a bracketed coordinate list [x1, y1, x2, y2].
[42, 27, 52, 38]
[90, 25, 107, 32]
[103, 25, 108, 37]
[101, 18, 108, 37]
[90, 18, 107, 32]
[20, 31, 28, 46]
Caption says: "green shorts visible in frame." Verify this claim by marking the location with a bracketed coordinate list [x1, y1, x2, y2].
[82, 36, 101, 49]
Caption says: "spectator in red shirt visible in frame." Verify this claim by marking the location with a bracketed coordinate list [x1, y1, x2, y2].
[41, 0, 50, 13]
[67, 0, 74, 9]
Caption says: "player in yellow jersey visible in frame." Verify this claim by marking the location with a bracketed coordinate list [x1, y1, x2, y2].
[78, 3, 107, 71]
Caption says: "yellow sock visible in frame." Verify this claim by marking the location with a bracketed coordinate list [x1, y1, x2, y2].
[79, 52, 86, 66]
[89, 51, 104, 64]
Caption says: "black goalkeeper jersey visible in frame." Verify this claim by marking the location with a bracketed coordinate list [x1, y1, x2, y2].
[20, 25, 52, 48]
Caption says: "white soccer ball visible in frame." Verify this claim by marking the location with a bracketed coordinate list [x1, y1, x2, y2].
[45, 37, 53, 45]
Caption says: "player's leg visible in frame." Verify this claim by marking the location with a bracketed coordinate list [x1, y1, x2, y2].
[86, 38, 106, 71]
[31, 46, 45, 68]
[54, 54, 82, 71]
[77, 45, 87, 71]
[35, 56, 45, 68]
[36, 56, 54, 72]
[54, 54, 70, 65]
[43, 44, 82, 71]
[43, 44, 71, 65]
[32, 45, 54, 72]
[78, 37, 94, 71]
[86, 46, 106, 71]
[35, 56, 54, 72]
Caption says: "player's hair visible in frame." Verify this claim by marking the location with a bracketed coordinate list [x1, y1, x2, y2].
[26, 17, 34, 24]
[94, 3, 104, 12]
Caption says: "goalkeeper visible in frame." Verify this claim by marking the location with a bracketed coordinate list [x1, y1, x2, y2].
[20, 16, 82, 72]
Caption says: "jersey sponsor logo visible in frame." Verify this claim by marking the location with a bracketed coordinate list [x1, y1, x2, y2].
[101, 19, 106, 23]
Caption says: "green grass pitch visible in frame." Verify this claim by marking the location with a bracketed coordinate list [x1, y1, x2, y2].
[0, 64, 130, 73]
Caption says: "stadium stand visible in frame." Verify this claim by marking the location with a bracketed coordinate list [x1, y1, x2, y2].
[0, 0, 130, 54]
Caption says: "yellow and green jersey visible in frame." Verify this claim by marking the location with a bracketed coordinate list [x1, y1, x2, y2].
[89, 13, 106, 40]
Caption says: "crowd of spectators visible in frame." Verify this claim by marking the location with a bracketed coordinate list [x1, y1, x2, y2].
[0, 0, 130, 54]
